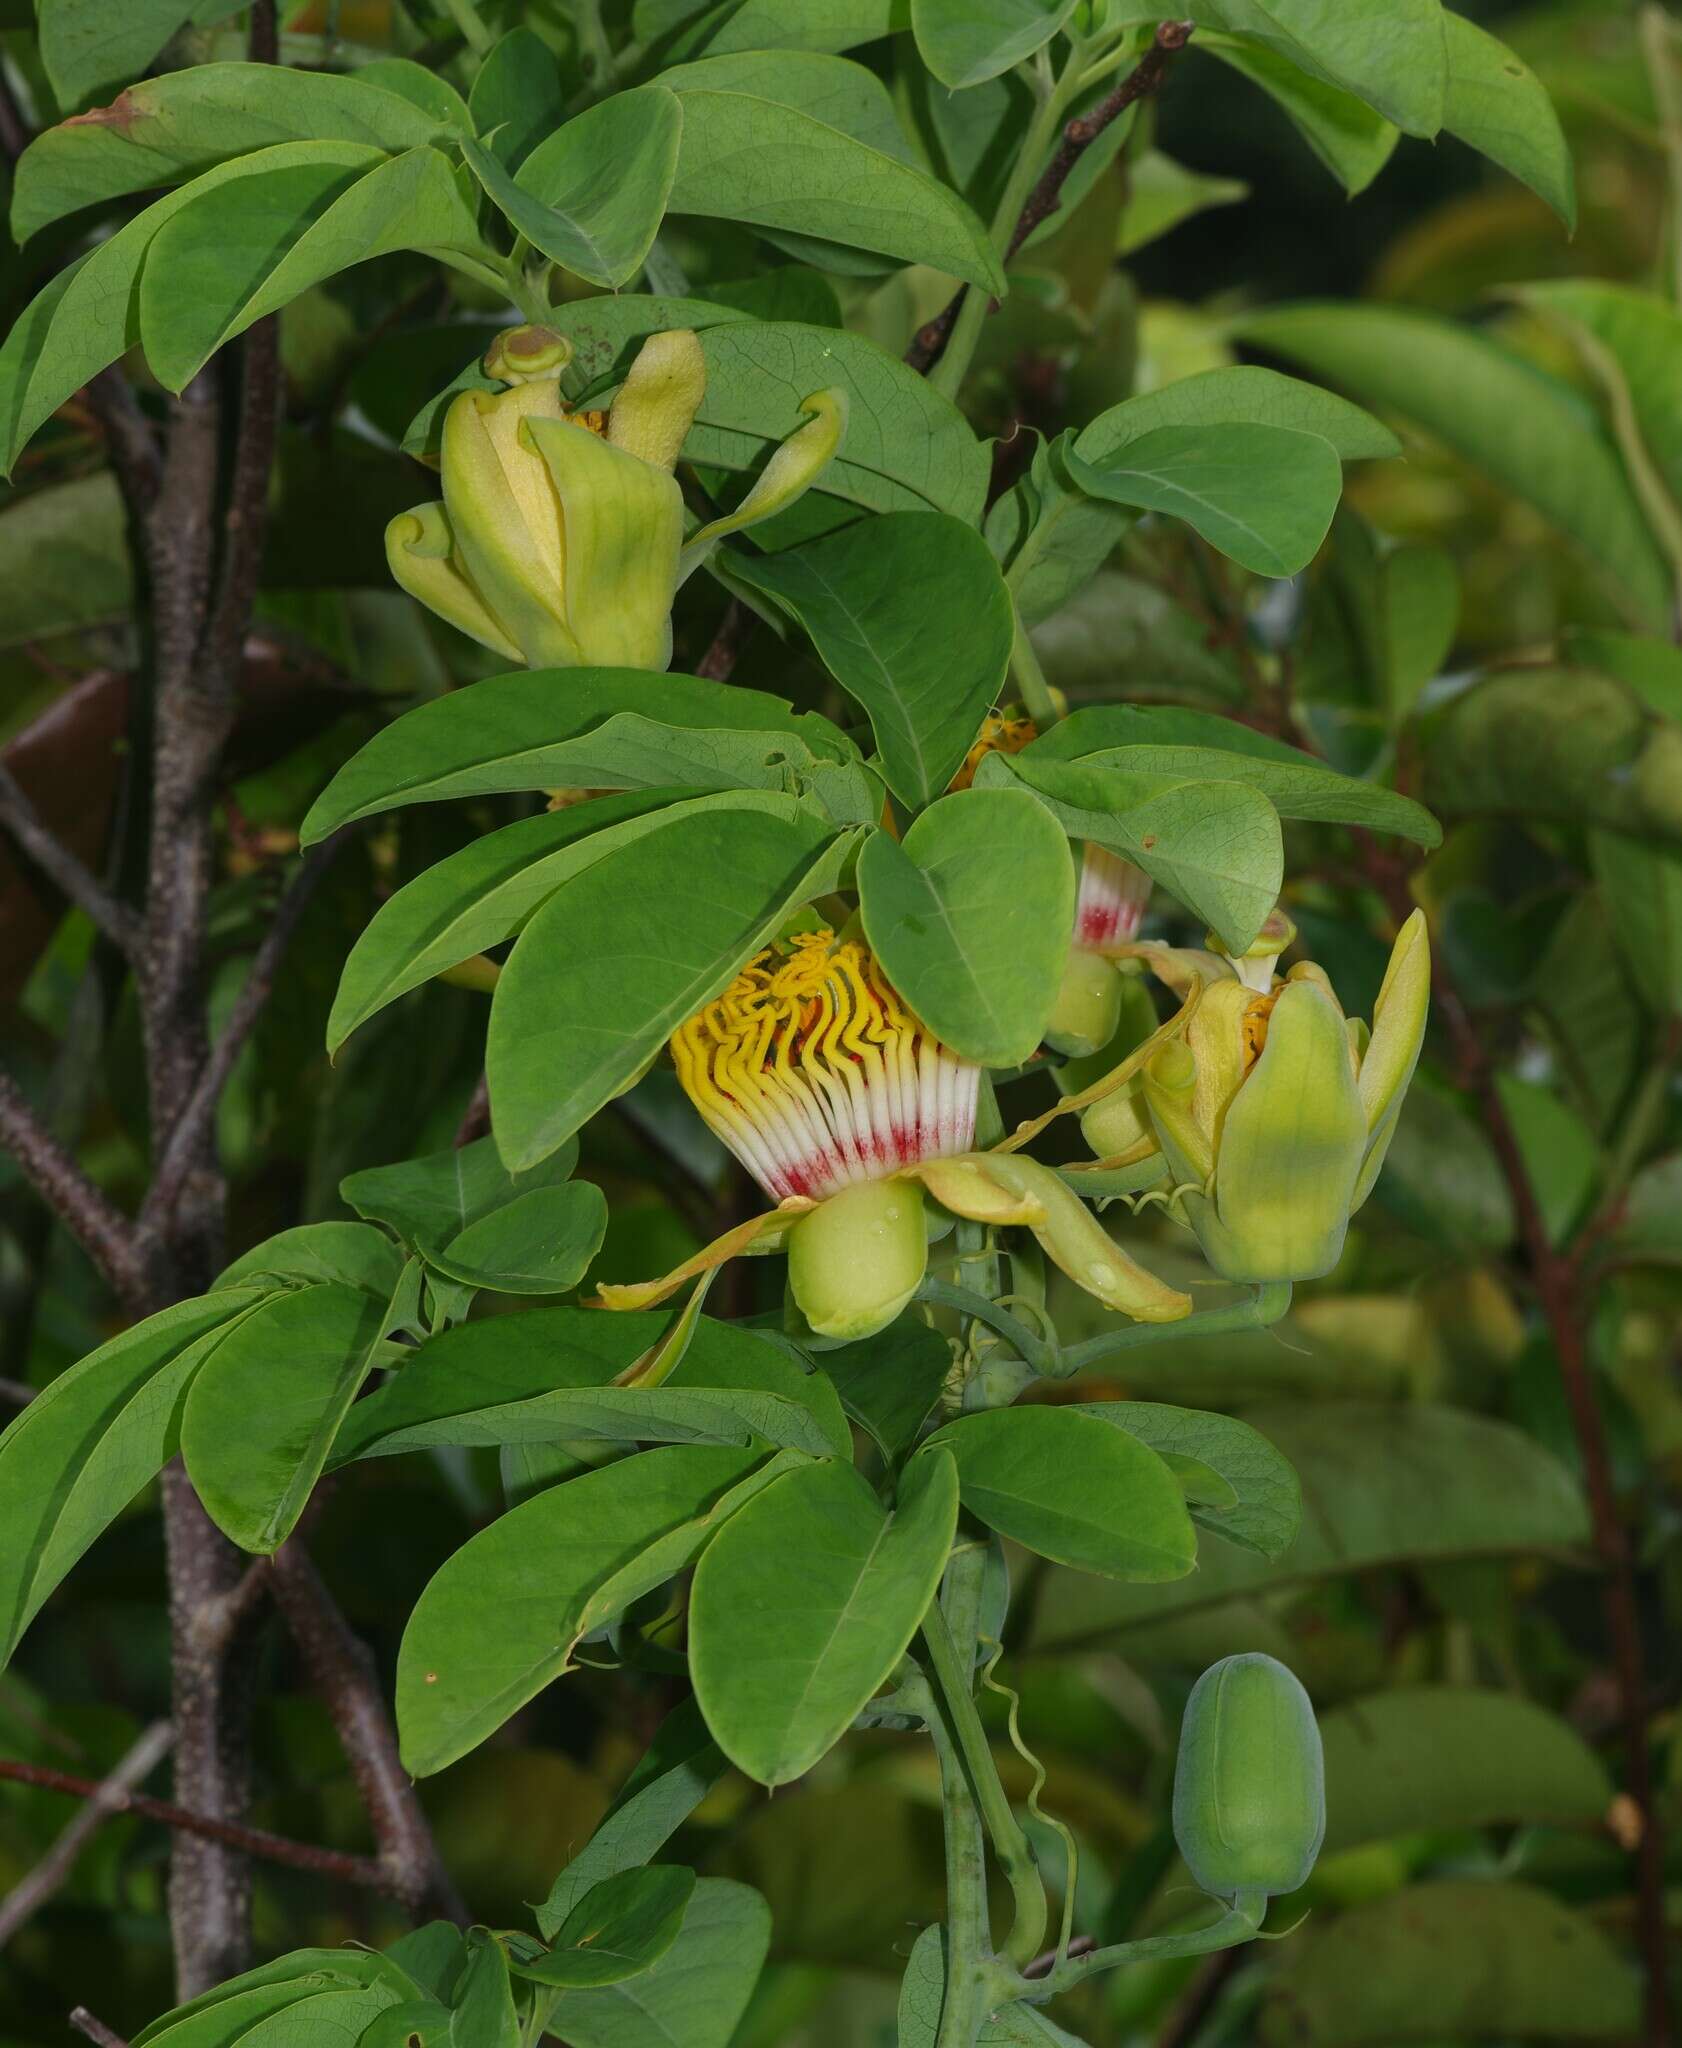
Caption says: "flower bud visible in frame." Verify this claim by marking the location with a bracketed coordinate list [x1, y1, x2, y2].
[1173, 1653, 1325, 1902]
[787, 1178, 927, 1340]
[386, 327, 842, 674]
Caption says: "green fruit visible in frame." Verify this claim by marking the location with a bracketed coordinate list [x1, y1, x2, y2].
[1172, 1654, 1325, 1900]
[787, 1178, 928, 1340]
[1044, 946, 1123, 1057]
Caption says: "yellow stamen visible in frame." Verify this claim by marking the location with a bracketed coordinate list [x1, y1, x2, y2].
[950, 710, 1038, 792]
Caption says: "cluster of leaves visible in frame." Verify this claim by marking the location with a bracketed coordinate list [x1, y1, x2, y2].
[2, 2, 1679, 2047]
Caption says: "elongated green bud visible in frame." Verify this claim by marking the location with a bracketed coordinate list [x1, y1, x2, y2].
[787, 1178, 928, 1340]
[1173, 1653, 1325, 1901]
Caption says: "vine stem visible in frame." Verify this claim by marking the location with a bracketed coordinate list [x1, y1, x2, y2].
[922, 1591, 1048, 1973]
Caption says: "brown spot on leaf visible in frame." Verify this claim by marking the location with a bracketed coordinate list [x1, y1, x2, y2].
[64, 88, 140, 130]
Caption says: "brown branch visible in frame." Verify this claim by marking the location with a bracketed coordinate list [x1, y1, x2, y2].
[1357, 845, 1671, 2047]
[1008, 22, 1193, 263]
[0, 61, 29, 166]
[1155, 1942, 1244, 2048]
[695, 597, 755, 681]
[69, 2012, 128, 2048]
[0, 1752, 394, 1894]
[86, 368, 162, 522]
[143, 831, 352, 1229]
[905, 22, 1192, 379]
[267, 1545, 469, 1924]
[455, 1071, 491, 1149]
[0, 1378, 35, 1407]
[0, 760, 141, 955]
[0, 1067, 147, 1309]
[0, 1722, 175, 1946]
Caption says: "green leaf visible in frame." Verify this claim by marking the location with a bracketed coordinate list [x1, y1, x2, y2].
[1029, 708, 1439, 844]
[1233, 303, 1672, 630]
[132, 1953, 409, 2048]
[1116, 148, 1248, 255]
[518, 1867, 695, 1987]
[1372, 1078, 1515, 1253]
[215, 1221, 407, 1296]
[1065, 422, 1343, 578]
[397, 1445, 794, 1772]
[357, 58, 474, 133]
[230, 1986, 408, 2045]
[1441, 10, 1575, 227]
[424, 1182, 608, 1296]
[925, 1408, 1195, 1581]
[1520, 280, 1682, 539]
[37, 0, 193, 110]
[977, 750, 1283, 953]
[986, 432, 1136, 626]
[11, 62, 448, 243]
[0, 140, 383, 477]
[690, 1451, 959, 1786]
[342, 1133, 576, 1254]
[911, 0, 1079, 90]
[464, 86, 680, 289]
[140, 147, 485, 393]
[667, 91, 1001, 290]
[1318, 1687, 1612, 1854]
[539, 1700, 728, 1933]
[1202, 37, 1397, 195]
[487, 805, 844, 1169]
[300, 669, 855, 841]
[0, 1293, 264, 1666]
[658, 50, 915, 162]
[180, 1284, 389, 1553]
[645, 0, 902, 58]
[857, 787, 1074, 1065]
[1592, 832, 1682, 1014]
[1030, 1403, 1589, 1646]
[729, 511, 1013, 808]
[817, 1320, 951, 1463]
[694, 322, 992, 523]
[1075, 362, 1401, 465]
[467, 27, 565, 172]
[0, 473, 130, 643]
[544, 1879, 770, 2048]
[445, 1939, 518, 2048]
[1182, 0, 1448, 138]
[1262, 1881, 1639, 2043]
[334, 1307, 847, 1461]
[1069, 1402, 1300, 1558]
[1419, 664, 1682, 850]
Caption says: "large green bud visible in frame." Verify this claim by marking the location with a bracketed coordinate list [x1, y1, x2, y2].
[787, 1179, 928, 1341]
[1139, 909, 1431, 1283]
[1044, 945, 1124, 1058]
[1173, 1653, 1325, 1902]
[387, 325, 845, 673]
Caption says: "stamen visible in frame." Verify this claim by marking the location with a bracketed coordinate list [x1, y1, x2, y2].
[951, 711, 1038, 792]
[671, 931, 980, 1203]
[1076, 845, 1153, 952]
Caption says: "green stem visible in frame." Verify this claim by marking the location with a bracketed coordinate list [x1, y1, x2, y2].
[1009, 607, 1061, 729]
[1057, 1280, 1291, 1375]
[929, 56, 1082, 404]
[916, 1276, 1059, 1376]
[1641, 4, 1682, 305]
[1027, 1890, 1267, 1998]
[925, 1686, 997, 2048]
[440, 0, 493, 56]
[922, 1597, 1048, 1973]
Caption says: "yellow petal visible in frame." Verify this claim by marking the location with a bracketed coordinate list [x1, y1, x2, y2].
[523, 413, 686, 671]
[385, 502, 523, 663]
[591, 1204, 808, 1313]
[905, 1154, 1046, 1227]
[608, 329, 706, 472]
[680, 387, 848, 576]
[1352, 907, 1431, 1210]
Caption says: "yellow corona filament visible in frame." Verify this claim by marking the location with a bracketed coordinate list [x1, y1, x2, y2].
[951, 711, 1038, 792]
[671, 930, 978, 1204]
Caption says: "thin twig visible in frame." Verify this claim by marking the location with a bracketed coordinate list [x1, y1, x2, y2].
[1008, 22, 1193, 262]
[0, 1721, 175, 1946]
[0, 761, 141, 955]
[1155, 1942, 1244, 2048]
[0, 1754, 394, 1894]
[695, 597, 755, 681]
[0, 1068, 146, 1308]
[69, 2011, 128, 2048]
[455, 1071, 491, 1149]
[144, 832, 352, 1229]
[267, 1545, 469, 1924]
[0, 1379, 35, 1407]
[0, 61, 29, 166]
[905, 22, 1192, 379]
